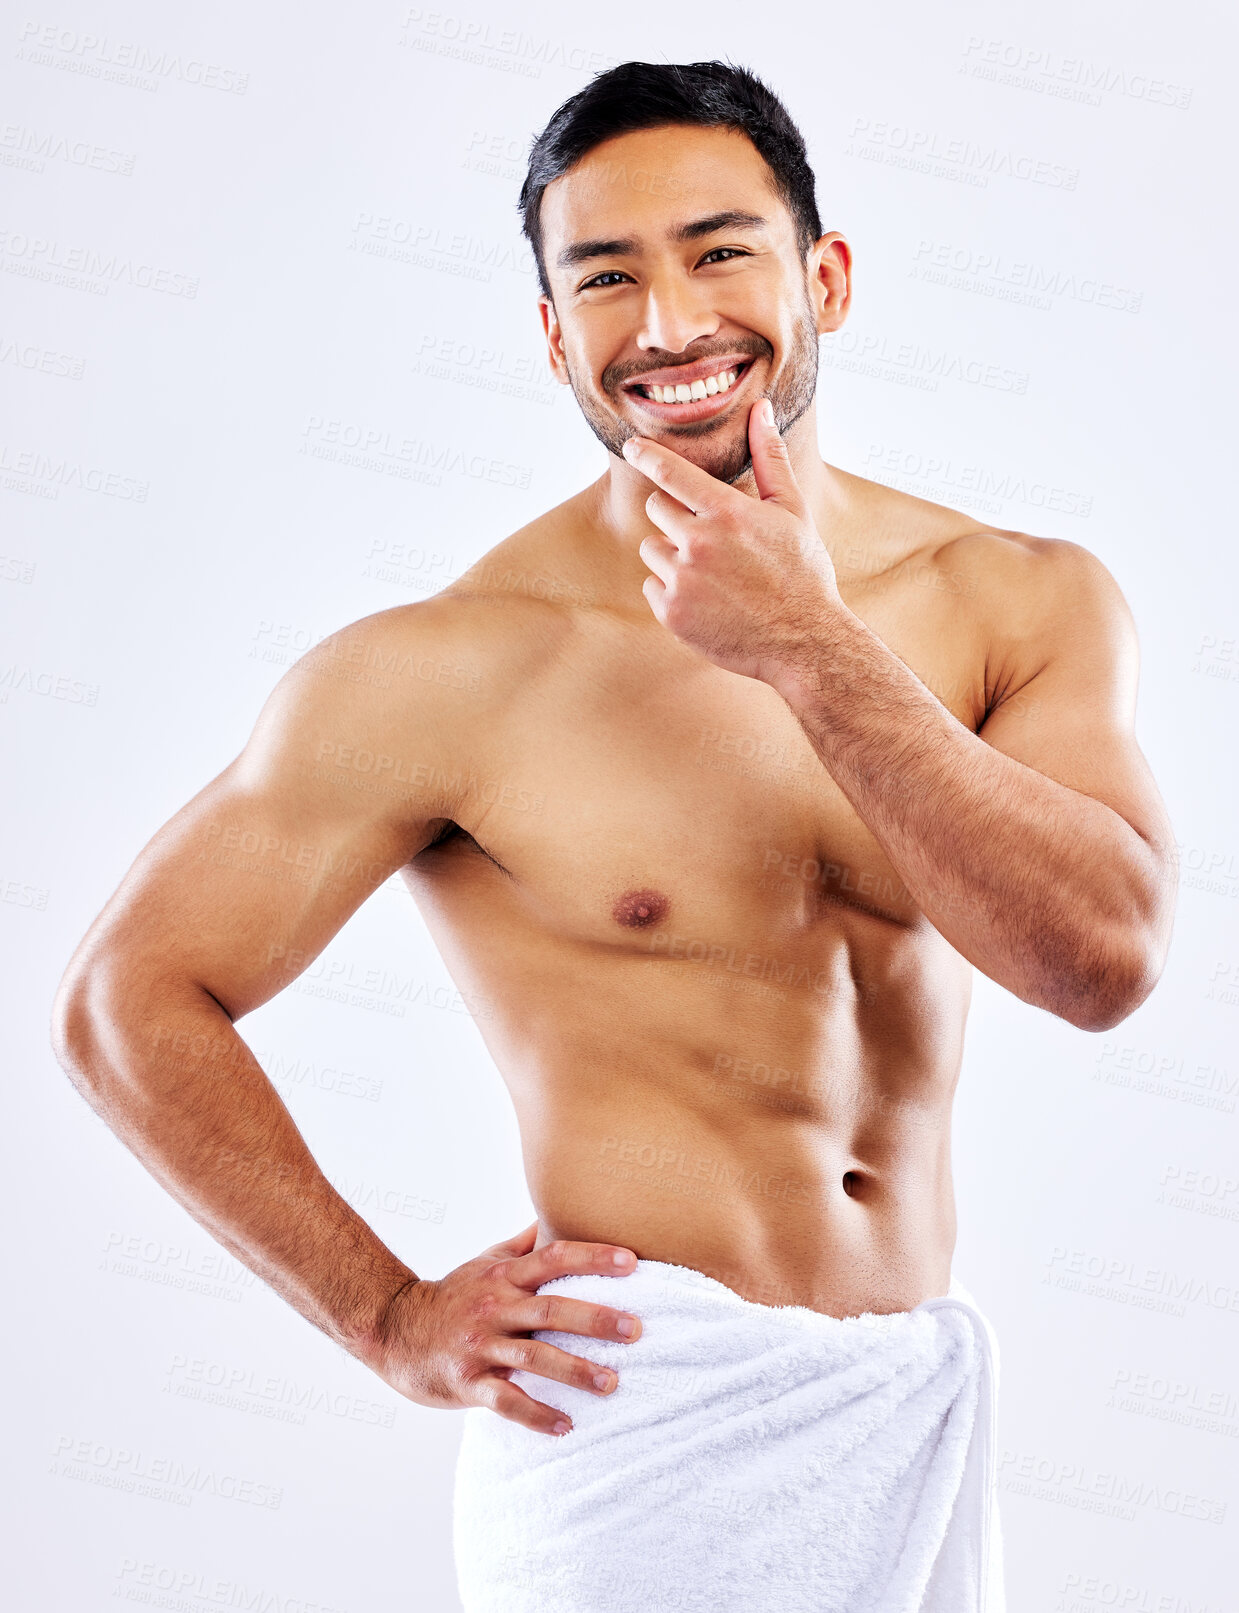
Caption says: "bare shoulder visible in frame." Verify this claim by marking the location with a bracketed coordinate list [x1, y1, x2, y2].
[837, 470, 1122, 614]
[238, 505, 595, 785]
[942, 534, 1141, 743]
[910, 535, 1146, 767]
[936, 524, 1130, 614]
[849, 466, 1131, 630]
[414, 494, 604, 681]
[293, 497, 596, 703]
[845, 470, 1141, 715]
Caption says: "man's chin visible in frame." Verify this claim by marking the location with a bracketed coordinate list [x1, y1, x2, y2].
[670, 440, 753, 485]
[629, 418, 752, 483]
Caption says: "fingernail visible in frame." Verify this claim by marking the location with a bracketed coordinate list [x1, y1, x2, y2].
[760, 398, 774, 426]
[612, 1250, 634, 1267]
[553, 1419, 571, 1436]
[593, 1371, 614, 1391]
[616, 1316, 637, 1337]
[621, 437, 641, 460]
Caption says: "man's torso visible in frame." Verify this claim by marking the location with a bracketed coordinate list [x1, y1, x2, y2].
[385, 470, 1032, 1316]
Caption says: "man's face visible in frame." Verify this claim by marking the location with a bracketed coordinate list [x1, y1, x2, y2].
[537, 124, 839, 485]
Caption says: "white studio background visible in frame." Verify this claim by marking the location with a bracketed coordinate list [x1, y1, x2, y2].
[3, 2, 1235, 1609]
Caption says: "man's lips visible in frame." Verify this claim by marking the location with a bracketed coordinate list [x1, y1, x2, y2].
[622, 354, 755, 393]
[620, 356, 758, 422]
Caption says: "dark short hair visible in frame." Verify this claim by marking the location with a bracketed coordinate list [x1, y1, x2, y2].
[518, 60, 822, 299]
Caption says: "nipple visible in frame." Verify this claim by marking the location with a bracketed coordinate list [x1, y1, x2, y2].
[612, 888, 670, 929]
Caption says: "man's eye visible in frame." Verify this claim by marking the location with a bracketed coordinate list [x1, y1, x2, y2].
[579, 271, 631, 290]
[700, 248, 749, 265]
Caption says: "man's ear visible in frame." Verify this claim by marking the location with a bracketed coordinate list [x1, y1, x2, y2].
[538, 294, 571, 384]
[807, 232, 852, 336]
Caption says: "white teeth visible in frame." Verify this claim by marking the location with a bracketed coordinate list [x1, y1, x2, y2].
[641, 364, 744, 404]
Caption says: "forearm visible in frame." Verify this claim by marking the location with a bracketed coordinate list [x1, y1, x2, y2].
[53, 970, 418, 1363]
[770, 605, 1162, 1026]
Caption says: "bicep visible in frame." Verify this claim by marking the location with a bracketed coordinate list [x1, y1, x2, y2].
[75, 625, 463, 1023]
[975, 542, 1174, 855]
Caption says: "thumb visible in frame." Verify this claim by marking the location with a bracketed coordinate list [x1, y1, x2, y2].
[498, 1220, 540, 1256]
[748, 398, 802, 506]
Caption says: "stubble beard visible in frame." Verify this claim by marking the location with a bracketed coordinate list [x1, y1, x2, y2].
[564, 285, 821, 486]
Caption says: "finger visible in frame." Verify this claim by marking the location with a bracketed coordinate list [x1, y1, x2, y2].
[642, 573, 667, 625]
[644, 487, 695, 546]
[748, 397, 804, 509]
[504, 1237, 638, 1289]
[492, 1221, 540, 1259]
[486, 1335, 619, 1396]
[638, 530, 677, 583]
[507, 1293, 643, 1343]
[621, 435, 725, 515]
[479, 1375, 575, 1437]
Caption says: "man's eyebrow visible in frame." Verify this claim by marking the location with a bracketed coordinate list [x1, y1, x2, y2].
[555, 210, 769, 271]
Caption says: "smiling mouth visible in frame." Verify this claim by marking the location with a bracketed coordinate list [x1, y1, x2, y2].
[624, 356, 756, 408]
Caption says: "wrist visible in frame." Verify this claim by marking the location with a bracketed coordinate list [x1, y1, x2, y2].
[762, 595, 855, 709]
[762, 640, 822, 711]
[352, 1268, 422, 1372]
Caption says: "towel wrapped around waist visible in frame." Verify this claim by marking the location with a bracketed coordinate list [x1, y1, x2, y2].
[452, 1258, 1004, 1612]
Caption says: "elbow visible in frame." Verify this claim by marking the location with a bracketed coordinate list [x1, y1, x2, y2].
[51, 962, 101, 1088]
[1062, 931, 1169, 1034]
[51, 949, 120, 1092]
[1064, 846, 1177, 1033]
[1065, 994, 1141, 1036]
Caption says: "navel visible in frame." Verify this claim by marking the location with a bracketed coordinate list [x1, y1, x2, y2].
[612, 888, 670, 929]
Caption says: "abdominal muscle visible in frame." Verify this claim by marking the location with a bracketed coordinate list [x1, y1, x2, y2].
[507, 946, 969, 1320]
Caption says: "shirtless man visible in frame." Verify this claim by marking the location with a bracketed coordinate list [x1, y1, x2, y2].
[52, 59, 1176, 1607]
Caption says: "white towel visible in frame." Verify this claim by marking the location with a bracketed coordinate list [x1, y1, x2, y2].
[453, 1258, 1005, 1612]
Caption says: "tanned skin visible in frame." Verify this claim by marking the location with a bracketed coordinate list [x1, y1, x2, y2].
[52, 124, 1177, 1439]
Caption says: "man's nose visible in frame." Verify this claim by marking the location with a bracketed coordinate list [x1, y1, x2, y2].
[636, 276, 719, 356]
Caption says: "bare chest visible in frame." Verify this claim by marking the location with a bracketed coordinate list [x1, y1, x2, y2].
[408, 584, 988, 954]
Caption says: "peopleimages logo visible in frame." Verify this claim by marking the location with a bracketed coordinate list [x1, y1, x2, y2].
[398, 9, 619, 78]
[845, 118, 1079, 190]
[1058, 1569, 1238, 1613]
[0, 229, 198, 296]
[0, 442, 148, 500]
[1043, 1245, 1239, 1316]
[115, 1557, 350, 1613]
[0, 121, 137, 176]
[15, 22, 250, 93]
[998, 1447, 1226, 1525]
[821, 329, 1029, 393]
[910, 240, 1143, 315]
[862, 443, 1093, 518]
[50, 1434, 281, 1508]
[960, 36, 1193, 110]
